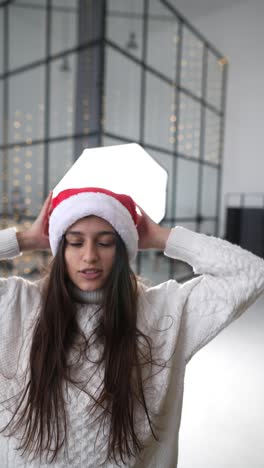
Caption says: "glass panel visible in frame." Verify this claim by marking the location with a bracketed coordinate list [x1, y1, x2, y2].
[107, 0, 143, 61]
[204, 108, 221, 163]
[177, 92, 201, 159]
[0, 8, 3, 74]
[51, 0, 78, 55]
[206, 51, 223, 110]
[0, 80, 3, 144]
[9, 1, 46, 69]
[0, 149, 4, 218]
[145, 72, 174, 151]
[49, 53, 77, 138]
[48, 136, 100, 191]
[147, 0, 178, 80]
[73, 135, 100, 161]
[8, 67, 45, 144]
[139, 250, 170, 285]
[102, 135, 128, 147]
[48, 140, 74, 191]
[201, 165, 218, 217]
[145, 147, 173, 220]
[200, 220, 217, 236]
[7, 144, 44, 218]
[181, 26, 203, 99]
[175, 158, 199, 218]
[105, 47, 141, 140]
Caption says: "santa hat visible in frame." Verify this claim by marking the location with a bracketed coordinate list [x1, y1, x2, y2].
[49, 187, 139, 261]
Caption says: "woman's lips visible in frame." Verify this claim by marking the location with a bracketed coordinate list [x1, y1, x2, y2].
[79, 270, 102, 280]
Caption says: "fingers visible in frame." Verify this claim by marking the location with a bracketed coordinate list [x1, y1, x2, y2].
[39, 191, 53, 221]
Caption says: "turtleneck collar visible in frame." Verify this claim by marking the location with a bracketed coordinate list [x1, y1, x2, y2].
[68, 282, 104, 305]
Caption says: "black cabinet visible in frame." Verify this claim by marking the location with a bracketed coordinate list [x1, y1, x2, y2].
[225, 207, 264, 258]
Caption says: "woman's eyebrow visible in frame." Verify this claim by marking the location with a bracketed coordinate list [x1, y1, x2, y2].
[66, 230, 115, 236]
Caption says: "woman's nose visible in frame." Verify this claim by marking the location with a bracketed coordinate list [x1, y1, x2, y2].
[82, 242, 98, 263]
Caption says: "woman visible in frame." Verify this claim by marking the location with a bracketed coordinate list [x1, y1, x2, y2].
[0, 186, 263, 468]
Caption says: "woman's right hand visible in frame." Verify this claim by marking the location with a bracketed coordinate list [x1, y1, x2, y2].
[16, 192, 53, 252]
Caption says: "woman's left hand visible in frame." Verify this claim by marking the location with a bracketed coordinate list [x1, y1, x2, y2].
[137, 206, 171, 250]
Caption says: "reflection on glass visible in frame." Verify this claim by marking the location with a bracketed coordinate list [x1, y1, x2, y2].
[201, 165, 218, 217]
[7, 144, 44, 218]
[177, 93, 201, 158]
[144, 147, 173, 220]
[145, 72, 174, 151]
[206, 51, 223, 110]
[51, 0, 78, 55]
[0, 8, 3, 74]
[0, 80, 3, 144]
[105, 47, 141, 140]
[175, 158, 199, 218]
[8, 67, 45, 144]
[9, 2, 46, 69]
[181, 26, 203, 98]
[0, 150, 3, 216]
[50, 54, 77, 138]
[148, 0, 179, 80]
[139, 249, 170, 285]
[200, 220, 217, 236]
[107, 0, 143, 61]
[204, 108, 221, 163]
[48, 140, 74, 191]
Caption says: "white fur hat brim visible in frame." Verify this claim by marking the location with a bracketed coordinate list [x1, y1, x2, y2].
[49, 192, 138, 261]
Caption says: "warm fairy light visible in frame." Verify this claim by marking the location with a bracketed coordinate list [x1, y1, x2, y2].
[14, 121, 21, 129]
[170, 115, 177, 122]
[218, 56, 229, 66]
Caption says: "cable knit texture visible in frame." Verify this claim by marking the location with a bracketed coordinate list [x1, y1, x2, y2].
[0, 226, 264, 467]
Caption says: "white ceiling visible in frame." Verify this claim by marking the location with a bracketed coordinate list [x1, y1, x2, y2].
[172, 0, 248, 19]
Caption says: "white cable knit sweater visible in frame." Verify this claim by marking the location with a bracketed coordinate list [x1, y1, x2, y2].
[0, 226, 264, 468]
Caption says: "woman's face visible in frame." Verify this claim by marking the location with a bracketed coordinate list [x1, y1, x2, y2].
[64, 216, 116, 291]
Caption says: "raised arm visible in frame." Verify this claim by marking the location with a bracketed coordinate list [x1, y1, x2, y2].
[164, 226, 264, 362]
[137, 209, 264, 363]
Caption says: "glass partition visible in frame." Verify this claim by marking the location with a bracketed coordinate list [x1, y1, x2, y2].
[0, 0, 227, 283]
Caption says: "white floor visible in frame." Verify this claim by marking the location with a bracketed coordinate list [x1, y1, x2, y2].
[178, 292, 264, 468]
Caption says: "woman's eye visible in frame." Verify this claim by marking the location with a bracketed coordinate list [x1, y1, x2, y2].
[98, 242, 113, 247]
[69, 242, 83, 247]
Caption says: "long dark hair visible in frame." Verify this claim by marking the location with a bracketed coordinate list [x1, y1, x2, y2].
[0, 231, 160, 465]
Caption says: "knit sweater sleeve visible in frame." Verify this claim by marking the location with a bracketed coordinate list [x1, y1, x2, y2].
[164, 226, 264, 363]
[0, 229, 42, 379]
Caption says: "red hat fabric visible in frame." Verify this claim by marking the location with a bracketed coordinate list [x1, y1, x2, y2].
[49, 187, 139, 260]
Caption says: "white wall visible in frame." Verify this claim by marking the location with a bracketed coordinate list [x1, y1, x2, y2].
[177, 3, 264, 467]
[189, 0, 264, 234]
